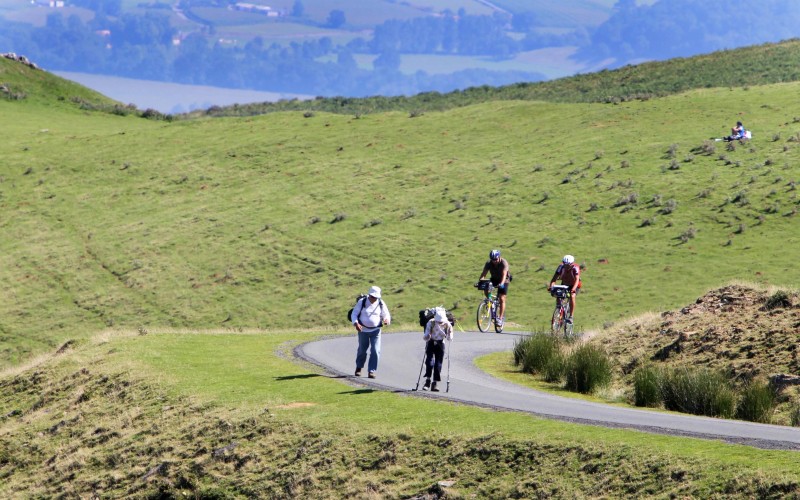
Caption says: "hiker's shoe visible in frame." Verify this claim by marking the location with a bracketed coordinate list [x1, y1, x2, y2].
[354, 368, 361, 376]
[566, 316, 574, 325]
[422, 378, 431, 391]
[368, 371, 376, 379]
[431, 382, 439, 392]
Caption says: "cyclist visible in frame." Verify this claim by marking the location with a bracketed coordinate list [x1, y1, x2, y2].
[548, 255, 581, 324]
[478, 249, 510, 327]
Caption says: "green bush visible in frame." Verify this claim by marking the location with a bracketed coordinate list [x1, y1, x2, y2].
[513, 333, 561, 376]
[564, 344, 612, 394]
[661, 368, 736, 418]
[633, 364, 663, 407]
[543, 351, 567, 383]
[790, 404, 800, 427]
[735, 380, 776, 423]
[764, 290, 792, 310]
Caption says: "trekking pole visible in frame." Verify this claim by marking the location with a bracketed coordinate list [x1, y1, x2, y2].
[446, 338, 451, 393]
[411, 348, 426, 391]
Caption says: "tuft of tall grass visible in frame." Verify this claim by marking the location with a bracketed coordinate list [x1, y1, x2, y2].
[633, 364, 663, 408]
[790, 404, 800, 427]
[564, 344, 612, 394]
[735, 380, 776, 423]
[513, 333, 562, 376]
[661, 368, 736, 418]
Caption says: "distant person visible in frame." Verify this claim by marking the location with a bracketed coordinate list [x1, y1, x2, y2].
[352, 286, 391, 379]
[421, 308, 453, 392]
[548, 255, 581, 324]
[478, 249, 511, 327]
[724, 121, 747, 142]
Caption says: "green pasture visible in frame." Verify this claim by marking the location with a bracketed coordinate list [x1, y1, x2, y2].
[2, 73, 800, 366]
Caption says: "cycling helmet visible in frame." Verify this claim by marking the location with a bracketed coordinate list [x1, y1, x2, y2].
[489, 249, 501, 260]
[562, 255, 575, 265]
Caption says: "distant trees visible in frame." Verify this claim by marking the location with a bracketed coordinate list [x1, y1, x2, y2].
[326, 10, 346, 29]
[291, 0, 304, 18]
[579, 0, 800, 64]
[369, 13, 517, 55]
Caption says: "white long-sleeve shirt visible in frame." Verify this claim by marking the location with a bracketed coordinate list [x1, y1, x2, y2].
[423, 319, 453, 342]
[352, 297, 391, 329]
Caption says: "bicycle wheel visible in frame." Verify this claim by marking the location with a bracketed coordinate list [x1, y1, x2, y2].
[476, 300, 492, 332]
[563, 302, 574, 339]
[551, 303, 564, 334]
[493, 302, 504, 333]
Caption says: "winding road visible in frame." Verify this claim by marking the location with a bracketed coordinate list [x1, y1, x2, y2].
[299, 330, 800, 450]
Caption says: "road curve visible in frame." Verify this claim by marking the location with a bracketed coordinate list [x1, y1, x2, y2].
[298, 330, 800, 450]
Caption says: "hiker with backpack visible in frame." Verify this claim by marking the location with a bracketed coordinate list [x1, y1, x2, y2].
[351, 286, 391, 379]
[421, 308, 453, 392]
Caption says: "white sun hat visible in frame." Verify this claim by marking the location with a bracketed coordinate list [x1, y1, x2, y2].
[368, 286, 382, 298]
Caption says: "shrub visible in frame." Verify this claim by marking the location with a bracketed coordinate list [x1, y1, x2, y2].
[661, 368, 736, 418]
[543, 351, 567, 383]
[735, 380, 776, 423]
[513, 333, 561, 376]
[678, 227, 697, 243]
[633, 364, 663, 407]
[790, 404, 800, 427]
[764, 290, 792, 310]
[667, 143, 678, 158]
[564, 344, 612, 394]
[660, 199, 678, 215]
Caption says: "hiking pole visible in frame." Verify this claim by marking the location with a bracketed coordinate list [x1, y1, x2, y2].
[446, 338, 451, 393]
[411, 348, 426, 391]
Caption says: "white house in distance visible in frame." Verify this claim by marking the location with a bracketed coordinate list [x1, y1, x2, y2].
[232, 3, 281, 17]
[34, 0, 65, 7]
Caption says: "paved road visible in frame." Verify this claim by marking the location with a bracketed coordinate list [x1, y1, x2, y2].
[299, 330, 800, 450]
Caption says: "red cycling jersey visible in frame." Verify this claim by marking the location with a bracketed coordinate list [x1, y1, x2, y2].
[554, 263, 581, 288]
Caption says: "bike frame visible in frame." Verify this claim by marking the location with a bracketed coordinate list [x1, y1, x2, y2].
[550, 285, 573, 337]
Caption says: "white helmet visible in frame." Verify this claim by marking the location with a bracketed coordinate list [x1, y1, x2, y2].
[562, 255, 575, 265]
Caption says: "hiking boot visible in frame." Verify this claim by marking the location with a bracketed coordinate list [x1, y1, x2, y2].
[368, 371, 376, 379]
[354, 368, 361, 376]
[431, 382, 439, 392]
[422, 378, 431, 391]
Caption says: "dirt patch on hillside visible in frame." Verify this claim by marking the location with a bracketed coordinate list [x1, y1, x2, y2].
[595, 284, 800, 382]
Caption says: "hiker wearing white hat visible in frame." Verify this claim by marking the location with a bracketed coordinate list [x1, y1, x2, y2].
[421, 307, 453, 392]
[352, 285, 391, 379]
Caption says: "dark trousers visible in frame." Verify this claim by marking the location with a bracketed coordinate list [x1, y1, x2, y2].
[424, 339, 445, 382]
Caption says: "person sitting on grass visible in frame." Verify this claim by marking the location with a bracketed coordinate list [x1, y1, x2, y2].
[724, 121, 747, 142]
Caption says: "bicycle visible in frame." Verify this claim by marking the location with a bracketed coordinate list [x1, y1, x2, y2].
[549, 285, 574, 339]
[475, 280, 504, 333]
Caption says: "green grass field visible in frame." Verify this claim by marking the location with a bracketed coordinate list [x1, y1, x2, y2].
[2, 55, 800, 496]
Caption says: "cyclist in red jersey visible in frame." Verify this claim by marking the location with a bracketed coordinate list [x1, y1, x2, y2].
[548, 255, 581, 324]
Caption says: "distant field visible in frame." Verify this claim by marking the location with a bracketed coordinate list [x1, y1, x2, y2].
[346, 47, 587, 79]
[0, 5, 93, 27]
[214, 21, 364, 47]
[490, 0, 611, 27]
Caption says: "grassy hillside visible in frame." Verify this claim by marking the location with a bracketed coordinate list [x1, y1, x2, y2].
[2, 66, 800, 366]
[2, 60, 800, 497]
[195, 38, 800, 117]
[0, 55, 118, 110]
